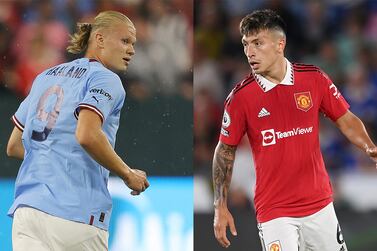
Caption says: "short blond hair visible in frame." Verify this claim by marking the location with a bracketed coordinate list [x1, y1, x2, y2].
[67, 11, 134, 54]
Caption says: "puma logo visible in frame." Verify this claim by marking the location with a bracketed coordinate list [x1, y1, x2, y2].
[92, 96, 99, 103]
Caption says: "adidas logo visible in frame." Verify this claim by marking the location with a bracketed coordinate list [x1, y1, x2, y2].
[258, 107, 270, 118]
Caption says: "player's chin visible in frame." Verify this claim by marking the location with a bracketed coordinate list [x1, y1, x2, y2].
[121, 65, 129, 72]
[113, 64, 128, 72]
[251, 68, 260, 74]
[253, 66, 265, 74]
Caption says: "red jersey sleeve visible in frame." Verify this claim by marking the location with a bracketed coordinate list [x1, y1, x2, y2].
[318, 71, 350, 121]
[219, 92, 246, 146]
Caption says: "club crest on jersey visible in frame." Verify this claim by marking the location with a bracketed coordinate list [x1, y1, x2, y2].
[294, 91, 313, 112]
[268, 240, 282, 251]
[222, 110, 231, 128]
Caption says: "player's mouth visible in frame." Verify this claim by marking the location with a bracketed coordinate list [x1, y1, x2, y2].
[123, 57, 131, 65]
[249, 61, 260, 69]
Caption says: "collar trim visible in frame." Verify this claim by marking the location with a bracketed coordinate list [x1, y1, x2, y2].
[253, 58, 294, 92]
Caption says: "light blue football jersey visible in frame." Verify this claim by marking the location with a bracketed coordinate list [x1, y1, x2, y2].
[8, 58, 126, 230]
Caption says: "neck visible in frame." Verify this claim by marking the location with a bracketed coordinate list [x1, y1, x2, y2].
[263, 56, 286, 84]
[84, 50, 105, 66]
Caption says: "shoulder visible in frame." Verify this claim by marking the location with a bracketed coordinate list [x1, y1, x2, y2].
[292, 62, 332, 82]
[88, 66, 124, 94]
[38, 61, 70, 78]
[225, 74, 256, 106]
[89, 65, 122, 83]
[292, 62, 330, 77]
[292, 62, 322, 73]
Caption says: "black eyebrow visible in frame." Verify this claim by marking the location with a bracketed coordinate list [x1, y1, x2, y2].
[242, 38, 259, 44]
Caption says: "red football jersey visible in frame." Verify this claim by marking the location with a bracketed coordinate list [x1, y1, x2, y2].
[219, 59, 349, 223]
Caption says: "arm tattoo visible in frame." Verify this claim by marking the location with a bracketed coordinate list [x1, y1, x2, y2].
[213, 142, 237, 208]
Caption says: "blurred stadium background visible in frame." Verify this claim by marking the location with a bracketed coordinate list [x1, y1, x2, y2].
[194, 0, 377, 250]
[0, 0, 192, 251]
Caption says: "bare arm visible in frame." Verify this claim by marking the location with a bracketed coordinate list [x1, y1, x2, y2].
[335, 110, 377, 165]
[7, 127, 24, 159]
[213, 141, 237, 248]
[213, 142, 237, 208]
[76, 109, 149, 194]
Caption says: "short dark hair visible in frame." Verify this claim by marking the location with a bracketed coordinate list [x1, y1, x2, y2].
[239, 9, 286, 36]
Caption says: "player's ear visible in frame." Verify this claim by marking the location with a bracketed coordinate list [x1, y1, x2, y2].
[272, 30, 286, 53]
[94, 32, 105, 49]
[277, 37, 286, 54]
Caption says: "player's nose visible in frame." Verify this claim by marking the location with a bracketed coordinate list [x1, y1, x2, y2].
[127, 45, 135, 56]
[246, 46, 256, 58]
[247, 43, 258, 58]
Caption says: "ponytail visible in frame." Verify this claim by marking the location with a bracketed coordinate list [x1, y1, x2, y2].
[66, 11, 134, 55]
[66, 23, 92, 54]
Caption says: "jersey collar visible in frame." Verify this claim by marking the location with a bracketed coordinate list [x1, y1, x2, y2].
[253, 58, 294, 92]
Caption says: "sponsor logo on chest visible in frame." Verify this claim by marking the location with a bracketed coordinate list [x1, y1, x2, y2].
[261, 126, 313, 146]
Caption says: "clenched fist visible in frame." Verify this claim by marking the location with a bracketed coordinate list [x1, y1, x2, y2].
[123, 169, 150, 195]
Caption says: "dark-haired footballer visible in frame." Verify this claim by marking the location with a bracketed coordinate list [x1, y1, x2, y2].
[212, 9, 377, 251]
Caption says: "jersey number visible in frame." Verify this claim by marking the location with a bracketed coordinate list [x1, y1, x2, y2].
[31, 85, 64, 141]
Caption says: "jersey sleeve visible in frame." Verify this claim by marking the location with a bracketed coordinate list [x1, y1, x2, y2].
[75, 71, 125, 123]
[12, 94, 31, 132]
[318, 71, 350, 121]
[12, 74, 42, 131]
[219, 92, 246, 146]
